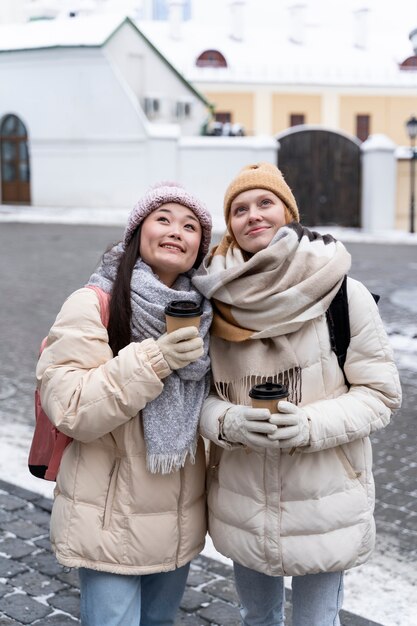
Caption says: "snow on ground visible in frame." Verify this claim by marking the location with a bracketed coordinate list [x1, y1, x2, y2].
[389, 333, 417, 372]
[0, 204, 130, 227]
[1, 204, 417, 246]
[0, 421, 55, 500]
[201, 534, 417, 626]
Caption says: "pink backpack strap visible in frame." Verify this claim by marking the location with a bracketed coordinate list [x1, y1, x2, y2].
[86, 285, 110, 327]
[29, 285, 112, 482]
[44, 431, 73, 481]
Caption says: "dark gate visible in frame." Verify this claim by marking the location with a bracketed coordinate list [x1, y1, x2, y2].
[277, 127, 361, 227]
[0, 114, 31, 204]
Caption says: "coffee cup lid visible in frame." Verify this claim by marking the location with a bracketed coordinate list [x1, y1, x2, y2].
[165, 300, 202, 318]
[249, 382, 288, 400]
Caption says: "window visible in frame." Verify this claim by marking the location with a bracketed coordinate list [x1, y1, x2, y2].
[290, 114, 305, 127]
[400, 56, 417, 70]
[1, 114, 27, 137]
[196, 50, 228, 68]
[174, 101, 192, 120]
[215, 112, 232, 124]
[143, 97, 161, 120]
[356, 114, 370, 142]
[0, 114, 31, 203]
[153, 0, 191, 20]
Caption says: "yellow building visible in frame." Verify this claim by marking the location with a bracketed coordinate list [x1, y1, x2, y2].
[138, 2, 416, 139]
[200, 88, 417, 148]
[138, 0, 417, 230]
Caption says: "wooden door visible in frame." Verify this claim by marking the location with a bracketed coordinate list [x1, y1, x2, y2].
[1, 114, 31, 204]
[277, 129, 361, 227]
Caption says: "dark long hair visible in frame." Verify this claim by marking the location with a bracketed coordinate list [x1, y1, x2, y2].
[107, 228, 141, 355]
[106, 222, 205, 355]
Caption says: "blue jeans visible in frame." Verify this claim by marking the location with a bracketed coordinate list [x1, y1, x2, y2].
[234, 562, 344, 626]
[79, 563, 190, 626]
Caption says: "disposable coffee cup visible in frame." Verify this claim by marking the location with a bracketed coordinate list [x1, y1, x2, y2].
[165, 300, 202, 333]
[249, 382, 288, 414]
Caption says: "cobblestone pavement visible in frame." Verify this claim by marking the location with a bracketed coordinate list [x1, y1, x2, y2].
[345, 242, 417, 561]
[0, 224, 416, 624]
[0, 479, 382, 626]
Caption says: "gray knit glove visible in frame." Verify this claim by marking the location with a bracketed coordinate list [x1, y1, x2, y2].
[267, 401, 310, 449]
[221, 405, 279, 449]
[156, 327, 203, 371]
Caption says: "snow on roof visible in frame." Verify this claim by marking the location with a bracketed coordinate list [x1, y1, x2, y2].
[0, 10, 209, 104]
[136, 0, 417, 88]
[0, 12, 126, 52]
[1, 1, 417, 87]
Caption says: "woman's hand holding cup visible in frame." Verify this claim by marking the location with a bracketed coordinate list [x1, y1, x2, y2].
[156, 327, 203, 370]
[267, 401, 310, 451]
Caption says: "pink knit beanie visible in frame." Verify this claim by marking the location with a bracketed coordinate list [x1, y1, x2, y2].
[124, 182, 212, 254]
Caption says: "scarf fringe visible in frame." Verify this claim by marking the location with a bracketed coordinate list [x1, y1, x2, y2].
[214, 367, 302, 406]
[146, 441, 197, 475]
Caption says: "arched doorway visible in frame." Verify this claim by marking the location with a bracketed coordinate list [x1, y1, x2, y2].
[277, 127, 361, 227]
[0, 114, 31, 204]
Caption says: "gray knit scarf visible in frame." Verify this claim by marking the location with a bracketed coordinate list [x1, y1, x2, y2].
[88, 243, 212, 474]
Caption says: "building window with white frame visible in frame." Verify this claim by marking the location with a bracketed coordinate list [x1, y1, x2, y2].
[356, 114, 370, 142]
[289, 113, 305, 127]
[143, 96, 161, 120]
[153, 0, 191, 20]
[174, 101, 192, 120]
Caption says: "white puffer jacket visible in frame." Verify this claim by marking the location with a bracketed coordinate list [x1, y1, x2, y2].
[36, 288, 206, 575]
[200, 278, 401, 577]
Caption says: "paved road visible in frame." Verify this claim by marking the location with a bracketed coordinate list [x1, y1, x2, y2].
[0, 479, 381, 626]
[344, 241, 417, 558]
[0, 223, 416, 624]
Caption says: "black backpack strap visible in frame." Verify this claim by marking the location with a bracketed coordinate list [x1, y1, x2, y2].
[326, 275, 350, 385]
[326, 277, 380, 387]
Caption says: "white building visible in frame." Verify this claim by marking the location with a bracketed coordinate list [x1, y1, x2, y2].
[0, 13, 211, 209]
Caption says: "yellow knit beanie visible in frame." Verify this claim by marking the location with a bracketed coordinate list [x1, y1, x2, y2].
[224, 162, 299, 223]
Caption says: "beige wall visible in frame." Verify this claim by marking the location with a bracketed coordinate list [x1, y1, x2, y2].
[340, 95, 417, 145]
[272, 93, 321, 133]
[396, 158, 414, 231]
[205, 91, 254, 134]
[203, 88, 417, 145]
[204, 90, 322, 135]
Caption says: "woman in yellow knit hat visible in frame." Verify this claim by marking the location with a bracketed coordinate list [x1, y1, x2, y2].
[193, 162, 401, 626]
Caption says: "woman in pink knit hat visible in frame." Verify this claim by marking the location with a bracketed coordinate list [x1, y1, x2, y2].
[193, 162, 401, 626]
[36, 182, 213, 625]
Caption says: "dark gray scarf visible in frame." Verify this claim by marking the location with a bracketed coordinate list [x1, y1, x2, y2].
[88, 243, 212, 474]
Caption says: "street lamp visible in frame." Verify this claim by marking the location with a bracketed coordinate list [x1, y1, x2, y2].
[405, 115, 417, 234]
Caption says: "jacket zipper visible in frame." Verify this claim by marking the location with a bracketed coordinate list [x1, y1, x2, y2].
[103, 458, 120, 530]
[336, 447, 362, 480]
[175, 468, 185, 566]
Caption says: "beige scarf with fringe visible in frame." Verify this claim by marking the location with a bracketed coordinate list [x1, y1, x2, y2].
[193, 223, 351, 405]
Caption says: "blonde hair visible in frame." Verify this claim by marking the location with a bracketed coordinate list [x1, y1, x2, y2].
[284, 206, 294, 224]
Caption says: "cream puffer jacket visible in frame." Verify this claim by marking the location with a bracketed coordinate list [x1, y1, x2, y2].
[36, 288, 206, 575]
[200, 278, 401, 577]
